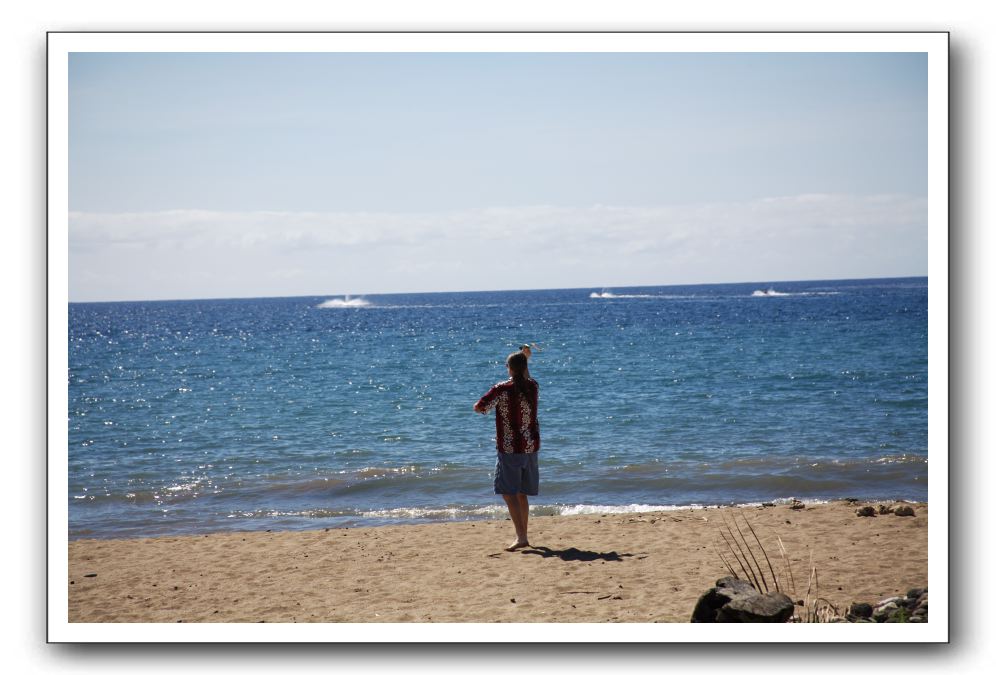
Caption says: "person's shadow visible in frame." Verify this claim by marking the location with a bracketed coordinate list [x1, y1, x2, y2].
[520, 546, 633, 562]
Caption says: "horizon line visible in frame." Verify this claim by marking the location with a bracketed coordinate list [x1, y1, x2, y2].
[67, 274, 927, 305]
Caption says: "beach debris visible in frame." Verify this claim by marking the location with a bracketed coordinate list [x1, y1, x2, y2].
[855, 506, 876, 517]
[894, 505, 916, 517]
[83, 573, 97, 578]
[761, 502, 775, 507]
[691, 577, 795, 622]
[840, 588, 928, 623]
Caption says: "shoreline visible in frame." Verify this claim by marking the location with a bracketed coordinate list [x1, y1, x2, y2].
[68, 495, 927, 542]
[68, 499, 927, 623]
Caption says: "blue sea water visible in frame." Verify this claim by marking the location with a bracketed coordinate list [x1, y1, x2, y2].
[68, 277, 928, 539]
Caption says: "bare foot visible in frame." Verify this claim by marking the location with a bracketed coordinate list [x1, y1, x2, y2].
[505, 540, 530, 552]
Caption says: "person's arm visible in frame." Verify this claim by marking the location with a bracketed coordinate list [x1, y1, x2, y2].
[474, 384, 501, 414]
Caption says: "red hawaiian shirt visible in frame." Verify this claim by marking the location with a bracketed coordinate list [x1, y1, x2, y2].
[476, 378, 541, 454]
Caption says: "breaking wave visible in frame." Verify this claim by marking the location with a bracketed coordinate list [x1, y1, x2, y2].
[316, 297, 370, 308]
[751, 289, 841, 297]
[590, 291, 658, 299]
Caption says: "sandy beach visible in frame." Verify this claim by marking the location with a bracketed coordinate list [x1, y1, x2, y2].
[68, 500, 927, 623]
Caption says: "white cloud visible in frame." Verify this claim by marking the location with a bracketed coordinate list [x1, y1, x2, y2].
[69, 193, 927, 301]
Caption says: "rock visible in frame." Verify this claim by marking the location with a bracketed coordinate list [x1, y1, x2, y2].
[886, 608, 912, 623]
[873, 601, 899, 622]
[856, 506, 876, 517]
[844, 498, 859, 504]
[719, 592, 796, 623]
[894, 505, 915, 517]
[877, 504, 894, 515]
[848, 602, 873, 619]
[907, 588, 925, 600]
[691, 577, 760, 623]
[691, 577, 795, 623]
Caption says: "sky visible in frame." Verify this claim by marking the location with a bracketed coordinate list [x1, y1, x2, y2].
[68, 51, 928, 302]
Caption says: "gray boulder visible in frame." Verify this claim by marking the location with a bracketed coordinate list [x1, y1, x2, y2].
[894, 505, 915, 517]
[718, 591, 795, 623]
[691, 577, 757, 622]
[691, 577, 794, 623]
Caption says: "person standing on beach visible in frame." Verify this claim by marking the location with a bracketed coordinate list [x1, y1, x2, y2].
[474, 351, 541, 551]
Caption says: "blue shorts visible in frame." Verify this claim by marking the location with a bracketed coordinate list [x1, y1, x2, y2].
[494, 453, 539, 496]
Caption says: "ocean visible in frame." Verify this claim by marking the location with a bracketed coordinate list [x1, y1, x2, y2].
[68, 277, 928, 539]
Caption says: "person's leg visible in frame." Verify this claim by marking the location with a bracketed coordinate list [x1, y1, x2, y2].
[516, 493, 529, 543]
[501, 494, 528, 550]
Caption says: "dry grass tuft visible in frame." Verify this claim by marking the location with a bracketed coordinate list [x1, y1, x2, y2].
[715, 510, 842, 623]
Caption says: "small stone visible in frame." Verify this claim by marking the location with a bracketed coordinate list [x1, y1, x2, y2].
[844, 498, 859, 504]
[856, 506, 876, 517]
[907, 588, 925, 600]
[894, 505, 915, 517]
[510, 598, 516, 603]
[762, 502, 775, 507]
[877, 504, 894, 515]
[873, 601, 899, 622]
[848, 602, 873, 619]
[875, 596, 904, 608]
[885, 609, 912, 623]
[70, 581, 74, 585]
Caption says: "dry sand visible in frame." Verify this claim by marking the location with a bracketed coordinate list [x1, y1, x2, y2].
[68, 500, 927, 623]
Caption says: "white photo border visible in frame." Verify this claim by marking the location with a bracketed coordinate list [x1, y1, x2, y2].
[48, 30, 948, 643]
